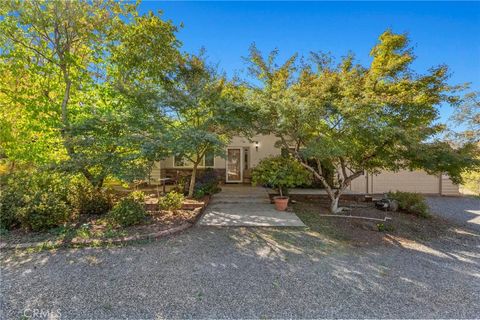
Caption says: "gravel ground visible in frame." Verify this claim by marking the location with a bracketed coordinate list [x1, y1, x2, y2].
[1, 225, 479, 319]
[427, 196, 480, 232]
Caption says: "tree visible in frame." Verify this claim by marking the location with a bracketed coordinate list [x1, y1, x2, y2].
[246, 31, 479, 213]
[449, 92, 480, 194]
[162, 52, 253, 197]
[450, 92, 480, 144]
[0, 0, 180, 188]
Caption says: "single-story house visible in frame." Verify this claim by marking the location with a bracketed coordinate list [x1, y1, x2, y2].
[150, 134, 460, 196]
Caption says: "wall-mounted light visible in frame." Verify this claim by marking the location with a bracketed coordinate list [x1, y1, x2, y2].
[255, 141, 259, 152]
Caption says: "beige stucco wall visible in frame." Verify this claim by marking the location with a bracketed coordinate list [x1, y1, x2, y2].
[225, 134, 281, 167]
[159, 134, 281, 170]
[154, 134, 460, 195]
[440, 174, 461, 196]
[349, 174, 368, 193]
[372, 170, 439, 194]
[348, 170, 459, 195]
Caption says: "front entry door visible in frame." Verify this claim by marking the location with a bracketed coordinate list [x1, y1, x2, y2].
[226, 148, 242, 183]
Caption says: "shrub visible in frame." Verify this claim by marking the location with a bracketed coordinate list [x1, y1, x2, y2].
[70, 181, 113, 215]
[377, 223, 395, 232]
[462, 169, 480, 195]
[387, 191, 430, 218]
[252, 156, 311, 196]
[76, 223, 92, 239]
[129, 190, 145, 202]
[0, 171, 75, 231]
[172, 175, 189, 195]
[0, 176, 23, 229]
[194, 169, 221, 199]
[107, 196, 146, 227]
[159, 191, 184, 211]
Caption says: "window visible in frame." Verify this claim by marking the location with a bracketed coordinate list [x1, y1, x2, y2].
[174, 155, 190, 167]
[204, 149, 215, 167]
[174, 150, 215, 167]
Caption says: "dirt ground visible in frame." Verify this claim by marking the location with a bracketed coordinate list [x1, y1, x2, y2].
[293, 200, 457, 247]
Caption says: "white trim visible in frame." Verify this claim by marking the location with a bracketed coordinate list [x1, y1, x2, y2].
[226, 147, 243, 183]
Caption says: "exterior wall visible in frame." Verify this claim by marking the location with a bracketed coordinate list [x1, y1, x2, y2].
[161, 168, 226, 183]
[440, 174, 461, 196]
[348, 170, 460, 195]
[348, 174, 368, 193]
[159, 134, 281, 172]
[148, 161, 162, 184]
[151, 134, 460, 195]
[227, 134, 281, 167]
[371, 170, 440, 194]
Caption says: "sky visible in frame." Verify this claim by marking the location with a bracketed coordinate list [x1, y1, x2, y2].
[139, 1, 480, 125]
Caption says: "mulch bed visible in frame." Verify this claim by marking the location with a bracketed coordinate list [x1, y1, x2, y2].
[293, 200, 456, 247]
[0, 196, 210, 250]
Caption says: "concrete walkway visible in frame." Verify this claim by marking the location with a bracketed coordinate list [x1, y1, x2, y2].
[198, 185, 306, 227]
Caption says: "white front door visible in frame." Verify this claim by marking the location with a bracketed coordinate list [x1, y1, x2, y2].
[226, 148, 243, 183]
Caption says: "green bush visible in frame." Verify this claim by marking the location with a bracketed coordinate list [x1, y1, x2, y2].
[159, 191, 184, 211]
[0, 171, 75, 231]
[70, 181, 113, 215]
[252, 156, 311, 196]
[377, 223, 395, 232]
[107, 196, 146, 227]
[129, 190, 145, 202]
[0, 176, 23, 229]
[387, 191, 430, 218]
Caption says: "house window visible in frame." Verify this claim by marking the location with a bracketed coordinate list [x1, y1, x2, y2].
[174, 155, 190, 167]
[174, 150, 215, 167]
[204, 149, 215, 167]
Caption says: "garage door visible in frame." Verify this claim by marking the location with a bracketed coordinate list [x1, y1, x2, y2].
[372, 170, 440, 194]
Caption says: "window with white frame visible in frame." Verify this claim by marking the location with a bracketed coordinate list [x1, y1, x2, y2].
[174, 149, 215, 167]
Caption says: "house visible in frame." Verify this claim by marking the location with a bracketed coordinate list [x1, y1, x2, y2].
[150, 134, 460, 196]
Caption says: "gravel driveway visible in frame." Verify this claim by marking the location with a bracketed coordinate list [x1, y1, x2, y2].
[427, 196, 480, 232]
[1, 224, 479, 319]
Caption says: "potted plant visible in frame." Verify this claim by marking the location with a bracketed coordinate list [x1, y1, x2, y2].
[252, 156, 311, 211]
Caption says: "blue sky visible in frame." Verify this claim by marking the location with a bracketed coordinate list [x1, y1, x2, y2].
[140, 1, 480, 124]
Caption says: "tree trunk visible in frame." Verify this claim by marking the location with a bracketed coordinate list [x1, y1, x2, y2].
[330, 196, 340, 214]
[279, 186, 283, 197]
[188, 162, 198, 198]
[93, 177, 105, 192]
[296, 159, 364, 214]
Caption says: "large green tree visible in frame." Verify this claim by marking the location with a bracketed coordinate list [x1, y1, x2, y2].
[162, 52, 253, 197]
[449, 92, 480, 194]
[450, 92, 479, 144]
[0, 0, 180, 188]
[246, 31, 479, 213]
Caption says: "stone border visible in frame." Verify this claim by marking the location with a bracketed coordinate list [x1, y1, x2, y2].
[0, 196, 211, 251]
[0, 222, 192, 250]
